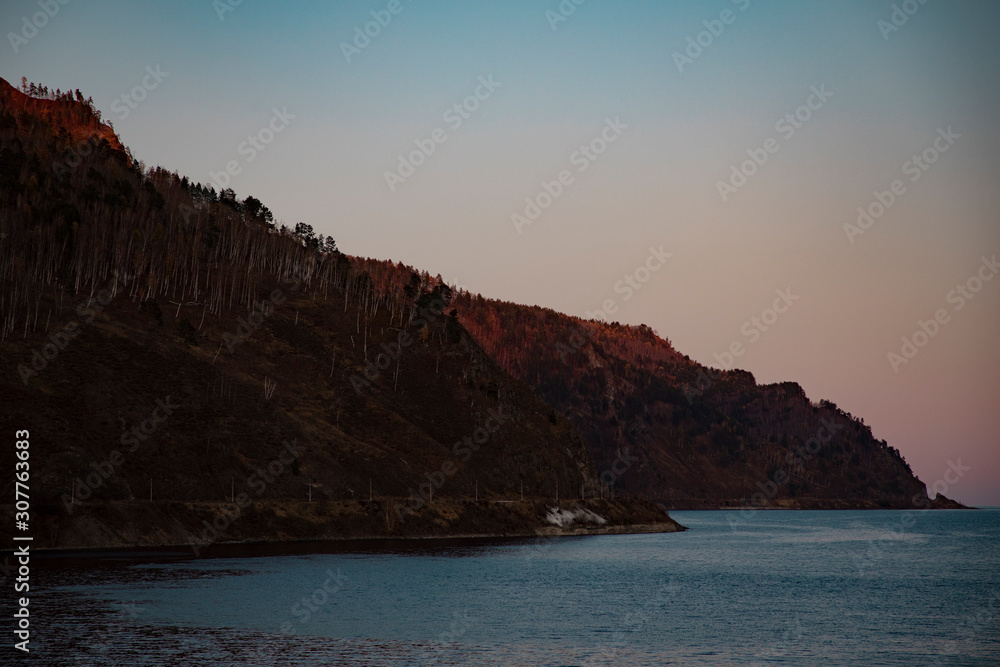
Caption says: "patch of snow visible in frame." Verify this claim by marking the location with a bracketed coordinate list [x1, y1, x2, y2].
[544, 506, 607, 528]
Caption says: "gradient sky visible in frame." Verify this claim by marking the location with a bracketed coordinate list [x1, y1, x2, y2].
[4, 0, 998, 505]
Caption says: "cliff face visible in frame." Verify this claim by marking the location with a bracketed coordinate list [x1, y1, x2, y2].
[452, 295, 937, 509]
[0, 77, 124, 153]
[0, 78, 621, 549]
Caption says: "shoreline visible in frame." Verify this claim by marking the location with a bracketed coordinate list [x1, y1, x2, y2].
[22, 521, 687, 559]
[0, 497, 687, 554]
[1, 497, 974, 555]
[657, 496, 973, 511]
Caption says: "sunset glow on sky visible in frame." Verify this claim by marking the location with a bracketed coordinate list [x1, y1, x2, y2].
[4, 0, 998, 504]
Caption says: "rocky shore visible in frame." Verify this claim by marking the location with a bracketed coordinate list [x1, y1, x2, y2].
[0, 497, 686, 553]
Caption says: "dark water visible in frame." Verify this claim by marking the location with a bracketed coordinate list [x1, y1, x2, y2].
[17, 509, 1000, 665]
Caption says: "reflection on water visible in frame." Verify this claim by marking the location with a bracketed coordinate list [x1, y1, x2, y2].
[17, 510, 1000, 666]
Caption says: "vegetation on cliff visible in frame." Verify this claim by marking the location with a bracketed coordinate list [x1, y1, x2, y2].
[452, 285, 936, 509]
[0, 78, 618, 548]
[0, 78, 954, 555]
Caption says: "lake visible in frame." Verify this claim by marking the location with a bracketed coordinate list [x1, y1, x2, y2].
[22, 509, 1000, 665]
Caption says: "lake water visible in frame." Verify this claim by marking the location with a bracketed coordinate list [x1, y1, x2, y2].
[21, 509, 1000, 666]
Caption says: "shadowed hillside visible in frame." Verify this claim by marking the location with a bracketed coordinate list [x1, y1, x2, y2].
[0, 78, 684, 549]
[0, 78, 959, 554]
[452, 294, 955, 509]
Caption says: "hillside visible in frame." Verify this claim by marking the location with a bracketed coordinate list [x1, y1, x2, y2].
[0, 78, 688, 549]
[0, 77, 960, 555]
[0, 77, 123, 153]
[452, 295, 958, 510]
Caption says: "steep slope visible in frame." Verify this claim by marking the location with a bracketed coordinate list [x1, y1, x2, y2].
[0, 78, 684, 549]
[452, 294, 950, 509]
[0, 77, 124, 152]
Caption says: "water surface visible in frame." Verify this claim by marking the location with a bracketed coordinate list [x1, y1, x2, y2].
[22, 509, 1000, 665]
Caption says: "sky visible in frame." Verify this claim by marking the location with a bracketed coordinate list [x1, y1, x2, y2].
[3, 0, 998, 505]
